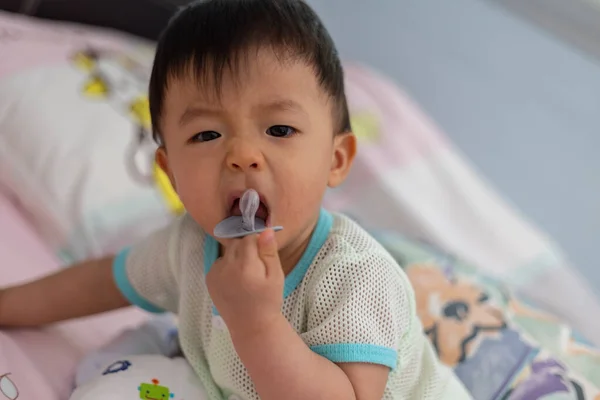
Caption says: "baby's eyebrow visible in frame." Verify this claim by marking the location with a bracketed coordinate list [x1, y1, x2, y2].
[255, 99, 308, 116]
[179, 105, 221, 126]
[179, 99, 308, 126]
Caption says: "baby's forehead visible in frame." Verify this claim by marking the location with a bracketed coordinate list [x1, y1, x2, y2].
[176, 50, 321, 90]
[163, 57, 332, 113]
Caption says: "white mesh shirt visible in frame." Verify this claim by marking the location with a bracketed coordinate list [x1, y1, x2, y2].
[113, 209, 470, 400]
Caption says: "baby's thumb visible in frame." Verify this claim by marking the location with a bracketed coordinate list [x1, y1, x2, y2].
[257, 229, 280, 275]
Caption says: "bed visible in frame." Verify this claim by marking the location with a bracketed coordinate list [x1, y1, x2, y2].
[1, 10, 600, 400]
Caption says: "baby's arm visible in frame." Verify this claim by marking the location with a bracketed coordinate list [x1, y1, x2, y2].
[0, 256, 129, 327]
[232, 315, 388, 400]
[1, 215, 185, 328]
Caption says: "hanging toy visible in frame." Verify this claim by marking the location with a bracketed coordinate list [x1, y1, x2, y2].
[214, 189, 283, 239]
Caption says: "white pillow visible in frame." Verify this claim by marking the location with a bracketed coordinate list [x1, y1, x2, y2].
[0, 12, 181, 261]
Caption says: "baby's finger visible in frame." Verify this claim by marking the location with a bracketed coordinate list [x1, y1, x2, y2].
[239, 234, 260, 266]
[257, 229, 281, 278]
[220, 237, 242, 262]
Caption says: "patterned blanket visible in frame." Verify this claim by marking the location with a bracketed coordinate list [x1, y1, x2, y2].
[375, 231, 600, 400]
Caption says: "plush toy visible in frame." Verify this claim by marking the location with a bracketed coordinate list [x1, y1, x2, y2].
[70, 355, 207, 400]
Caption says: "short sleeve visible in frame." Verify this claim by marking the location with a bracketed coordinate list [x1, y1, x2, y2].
[112, 217, 185, 314]
[301, 251, 412, 371]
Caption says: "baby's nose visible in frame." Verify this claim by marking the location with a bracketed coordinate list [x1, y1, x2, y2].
[226, 139, 264, 172]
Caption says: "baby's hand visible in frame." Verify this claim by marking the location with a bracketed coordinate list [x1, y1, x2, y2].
[206, 229, 284, 337]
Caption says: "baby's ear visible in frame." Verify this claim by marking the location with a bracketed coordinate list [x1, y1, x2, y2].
[328, 132, 357, 188]
[155, 147, 177, 192]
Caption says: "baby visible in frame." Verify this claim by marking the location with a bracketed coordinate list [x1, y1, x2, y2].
[0, 0, 471, 399]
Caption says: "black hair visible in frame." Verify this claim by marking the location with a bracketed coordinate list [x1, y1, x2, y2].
[148, 0, 351, 144]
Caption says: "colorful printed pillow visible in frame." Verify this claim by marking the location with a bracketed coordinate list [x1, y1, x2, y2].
[375, 232, 600, 400]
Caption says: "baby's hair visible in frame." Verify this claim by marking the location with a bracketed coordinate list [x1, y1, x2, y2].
[148, 0, 351, 144]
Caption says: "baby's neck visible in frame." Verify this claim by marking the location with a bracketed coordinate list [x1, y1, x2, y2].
[278, 235, 310, 276]
[278, 216, 320, 276]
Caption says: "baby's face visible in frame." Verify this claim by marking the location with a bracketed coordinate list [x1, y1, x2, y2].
[157, 49, 350, 249]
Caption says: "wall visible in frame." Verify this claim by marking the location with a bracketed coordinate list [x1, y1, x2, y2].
[308, 0, 600, 291]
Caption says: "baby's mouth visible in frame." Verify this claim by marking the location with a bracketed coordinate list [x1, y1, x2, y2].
[230, 198, 270, 223]
[214, 190, 282, 238]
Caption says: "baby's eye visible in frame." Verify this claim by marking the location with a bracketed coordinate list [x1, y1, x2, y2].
[266, 125, 297, 138]
[191, 131, 221, 142]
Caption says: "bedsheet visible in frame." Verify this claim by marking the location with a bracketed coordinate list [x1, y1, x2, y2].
[0, 191, 147, 400]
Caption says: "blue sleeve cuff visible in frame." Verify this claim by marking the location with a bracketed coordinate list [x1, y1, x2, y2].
[310, 344, 398, 370]
[112, 248, 165, 314]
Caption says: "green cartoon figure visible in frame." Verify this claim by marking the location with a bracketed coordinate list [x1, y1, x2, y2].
[138, 378, 174, 399]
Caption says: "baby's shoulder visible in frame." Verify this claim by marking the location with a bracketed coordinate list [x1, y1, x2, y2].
[162, 212, 208, 264]
[302, 213, 417, 326]
[312, 213, 407, 284]
[324, 213, 399, 264]
[175, 212, 206, 238]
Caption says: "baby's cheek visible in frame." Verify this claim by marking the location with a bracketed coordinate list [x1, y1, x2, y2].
[177, 182, 217, 222]
[284, 180, 327, 224]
